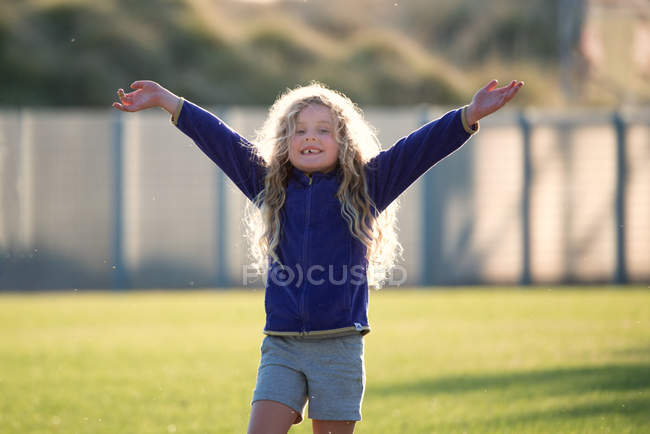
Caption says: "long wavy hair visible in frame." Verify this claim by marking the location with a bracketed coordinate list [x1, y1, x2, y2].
[245, 82, 402, 287]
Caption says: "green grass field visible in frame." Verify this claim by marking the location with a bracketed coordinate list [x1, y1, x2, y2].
[0, 287, 648, 433]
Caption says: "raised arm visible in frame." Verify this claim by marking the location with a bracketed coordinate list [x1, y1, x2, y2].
[366, 79, 523, 213]
[112, 81, 266, 201]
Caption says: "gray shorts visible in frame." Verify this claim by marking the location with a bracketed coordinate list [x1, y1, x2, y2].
[251, 333, 365, 424]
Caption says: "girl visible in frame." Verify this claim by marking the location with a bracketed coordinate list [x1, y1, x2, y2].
[113, 79, 523, 434]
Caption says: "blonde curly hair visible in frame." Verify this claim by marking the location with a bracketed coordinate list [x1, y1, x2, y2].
[245, 82, 402, 287]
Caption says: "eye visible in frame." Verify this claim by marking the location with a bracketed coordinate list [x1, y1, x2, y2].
[295, 129, 305, 135]
[319, 128, 330, 134]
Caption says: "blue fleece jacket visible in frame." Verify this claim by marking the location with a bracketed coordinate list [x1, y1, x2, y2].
[173, 99, 477, 336]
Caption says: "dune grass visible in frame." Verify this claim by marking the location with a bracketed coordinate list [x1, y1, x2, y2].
[0, 287, 648, 433]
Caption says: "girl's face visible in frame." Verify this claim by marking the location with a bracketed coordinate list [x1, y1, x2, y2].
[288, 104, 339, 174]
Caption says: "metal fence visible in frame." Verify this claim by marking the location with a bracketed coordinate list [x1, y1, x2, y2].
[0, 105, 648, 290]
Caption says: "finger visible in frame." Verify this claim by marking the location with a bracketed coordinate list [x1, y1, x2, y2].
[117, 88, 127, 103]
[112, 102, 135, 112]
[495, 81, 516, 93]
[502, 87, 516, 102]
[503, 82, 523, 102]
[510, 81, 524, 94]
[498, 80, 523, 96]
[130, 80, 146, 90]
[112, 102, 128, 111]
[483, 79, 498, 92]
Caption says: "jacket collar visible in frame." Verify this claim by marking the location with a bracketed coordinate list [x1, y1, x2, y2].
[290, 166, 340, 186]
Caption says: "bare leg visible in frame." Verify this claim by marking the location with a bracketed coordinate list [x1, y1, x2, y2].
[247, 400, 300, 434]
[312, 420, 356, 434]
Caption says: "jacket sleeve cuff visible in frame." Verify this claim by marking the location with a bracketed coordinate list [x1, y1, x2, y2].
[461, 106, 479, 134]
[171, 97, 185, 126]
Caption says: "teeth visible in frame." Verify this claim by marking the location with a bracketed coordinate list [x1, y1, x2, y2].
[301, 149, 321, 154]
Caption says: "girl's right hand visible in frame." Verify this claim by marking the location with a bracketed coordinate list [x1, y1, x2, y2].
[112, 80, 180, 114]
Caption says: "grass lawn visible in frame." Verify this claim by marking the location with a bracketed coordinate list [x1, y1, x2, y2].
[0, 287, 648, 433]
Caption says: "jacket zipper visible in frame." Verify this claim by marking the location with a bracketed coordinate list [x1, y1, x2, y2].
[298, 174, 312, 335]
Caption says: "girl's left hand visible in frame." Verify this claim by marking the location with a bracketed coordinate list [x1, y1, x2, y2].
[465, 79, 524, 125]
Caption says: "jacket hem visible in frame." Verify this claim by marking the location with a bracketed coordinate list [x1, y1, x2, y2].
[264, 325, 370, 338]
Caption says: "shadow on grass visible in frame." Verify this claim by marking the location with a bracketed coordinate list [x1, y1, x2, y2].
[371, 363, 650, 397]
[433, 395, 650, 433]
[370, 363, 650, 428]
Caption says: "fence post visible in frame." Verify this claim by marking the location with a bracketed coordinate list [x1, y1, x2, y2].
[613, 112, 627, 284]
[215, 108, 230, 288]
[215, 168, 229, 287]
[17, 109, 34, 253]
[420, 106, 435, 286]
[556, 123, 575, 283]
[519, 112, 532, 285]
[111, 110, 126, 290]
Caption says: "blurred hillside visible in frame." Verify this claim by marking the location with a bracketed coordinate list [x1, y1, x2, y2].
[0, 0, 647, 107]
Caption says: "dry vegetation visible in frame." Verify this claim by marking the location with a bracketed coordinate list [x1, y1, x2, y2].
[0, 0, 645, 107]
